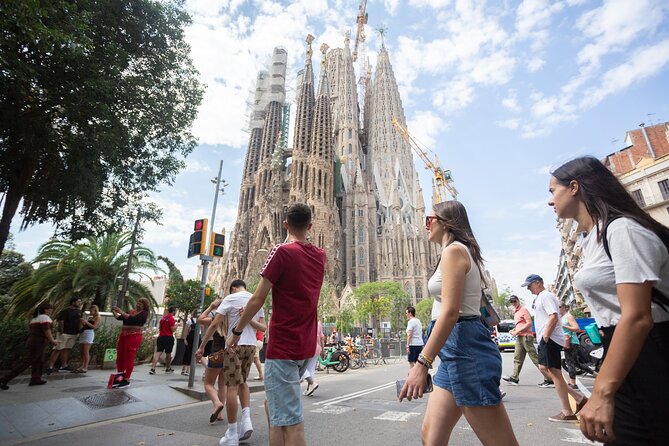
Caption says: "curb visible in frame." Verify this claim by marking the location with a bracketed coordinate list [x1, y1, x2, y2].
[170, 382, 265, 401]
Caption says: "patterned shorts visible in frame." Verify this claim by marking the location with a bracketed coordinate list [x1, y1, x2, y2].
[222, 345, 256, 386]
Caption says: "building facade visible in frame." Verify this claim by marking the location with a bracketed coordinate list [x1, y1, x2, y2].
[212, 35, 434, 305]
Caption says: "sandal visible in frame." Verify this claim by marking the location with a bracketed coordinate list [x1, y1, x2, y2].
[209, 405, 224, 424]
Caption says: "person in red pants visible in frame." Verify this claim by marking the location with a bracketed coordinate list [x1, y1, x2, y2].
[1, 302, 58, 390]
[111, 298, 151, 388]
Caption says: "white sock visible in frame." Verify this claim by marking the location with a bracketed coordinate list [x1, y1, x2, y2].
[227, 424, 238, 436]
[241, 407, 250, 419]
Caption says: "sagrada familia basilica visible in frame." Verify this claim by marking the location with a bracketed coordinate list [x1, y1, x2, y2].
[210, 29, 439, 305]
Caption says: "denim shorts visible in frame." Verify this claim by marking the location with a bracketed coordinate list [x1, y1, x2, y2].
[265, 359, 310, 426]
[432, 318, 502, 407]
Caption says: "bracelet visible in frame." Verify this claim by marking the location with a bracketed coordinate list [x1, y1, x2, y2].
[231, 326, 243, 336]
[416, 356, 432, 369]
[418, 353, 434, 367]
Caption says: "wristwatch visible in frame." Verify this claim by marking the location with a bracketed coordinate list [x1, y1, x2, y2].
[231, 326, 243, 336]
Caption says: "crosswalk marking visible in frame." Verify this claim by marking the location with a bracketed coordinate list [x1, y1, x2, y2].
[311, 405, 353, 415]
[560, 428, 598, 444]
[373, 411, 421, 422]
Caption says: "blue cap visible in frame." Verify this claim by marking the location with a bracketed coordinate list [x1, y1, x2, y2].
[521, 274, 543, 287]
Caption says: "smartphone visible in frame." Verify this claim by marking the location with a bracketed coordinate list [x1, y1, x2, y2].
[396, 374, 433, 398]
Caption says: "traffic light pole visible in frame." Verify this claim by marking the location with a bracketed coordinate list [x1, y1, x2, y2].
[188, 160, 224, 388]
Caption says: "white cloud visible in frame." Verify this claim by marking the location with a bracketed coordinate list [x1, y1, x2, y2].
[407, 110, 450, 149]
[580, 39, 669, 109]
[486, 245, 561, 298]
[184, 159, 215, 174]
[537, 165, 552, 175]
[521, 198, 553, 215]
[384, 0, 400, 15]
[527, 56, 545, 72]
[409, 0, 452, 8]
[502, 89, 521, 112]
[496, 118, 520, 130]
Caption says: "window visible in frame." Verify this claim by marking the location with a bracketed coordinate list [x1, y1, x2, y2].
[358, 209, 363, 217]
[348, 143, 352, 153]
[359, 272, 365, 283]
[631, 189, 646, 208]
[348, 128, 352, 139]
[659, 179, 669, 200]
[359, 248, 365, 265]
[358, 228, 364, 243]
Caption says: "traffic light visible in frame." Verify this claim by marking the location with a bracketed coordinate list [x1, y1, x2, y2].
[209, 232, 225, 257]
[187, 218, 208, 258]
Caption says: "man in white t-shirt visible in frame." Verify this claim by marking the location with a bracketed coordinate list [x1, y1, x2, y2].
[197, 279, 266, 446]
[523, 274, 587, 423]
[405, 306, 424, 369]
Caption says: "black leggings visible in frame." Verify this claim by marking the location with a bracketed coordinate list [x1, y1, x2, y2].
[601, 321, 669, 445]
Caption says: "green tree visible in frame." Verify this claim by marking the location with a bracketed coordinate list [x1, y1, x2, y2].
[353, 282, 407, 334]
[158, 256, 184, 287]
[415, 297, 434, 330]
[164, 278, 217, 317]
[0, 249, 33, 314]
[336, 308, 355, 335]
[390, 291, 412, 334]
[8, 233, 159, 317]
[494, 286, 514, 320]
[0, 0, 205, 252]
[318, 280, 336, 321]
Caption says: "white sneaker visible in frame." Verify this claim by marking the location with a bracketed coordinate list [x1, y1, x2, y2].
[238, 417, 253, 441]
[306, 383, 319, 396]
[302, 382, 311, 396]
[219, 430, 239, 446]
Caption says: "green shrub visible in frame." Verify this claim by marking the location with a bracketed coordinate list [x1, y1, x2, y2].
[0, 318, 29, 369]
[90, 325, 122, 366]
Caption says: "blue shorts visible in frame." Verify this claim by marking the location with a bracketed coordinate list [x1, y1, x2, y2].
[265, 359, 310, 426]
[408, 345, 423, 363]
[432, 318, 502, 407]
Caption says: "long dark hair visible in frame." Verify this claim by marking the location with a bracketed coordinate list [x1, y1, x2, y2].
[33, 302, 53, 318]
[433, 200, 486, 284]
[552, 156, 669, 245]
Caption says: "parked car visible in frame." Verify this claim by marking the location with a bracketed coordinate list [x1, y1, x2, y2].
[495, 319, 517, 351]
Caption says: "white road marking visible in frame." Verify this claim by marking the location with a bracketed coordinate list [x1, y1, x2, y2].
[373, 411, 421, 422]
[575, 378, 591, 397]
[560, 428, 599, 444]
[311, 405, 353, 415]
[313, 381, 395, 406]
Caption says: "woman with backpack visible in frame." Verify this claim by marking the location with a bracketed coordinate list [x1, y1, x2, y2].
[549, 156, 669, 444]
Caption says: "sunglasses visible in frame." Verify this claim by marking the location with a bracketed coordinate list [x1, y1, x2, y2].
[425, 215, 444, 228]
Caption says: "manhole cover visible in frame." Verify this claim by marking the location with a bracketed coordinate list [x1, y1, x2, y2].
[77, 391, 140, 409]
[62, 386, 103, 393]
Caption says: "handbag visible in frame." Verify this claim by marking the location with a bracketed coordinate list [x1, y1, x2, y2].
[480, 290, 501, 329]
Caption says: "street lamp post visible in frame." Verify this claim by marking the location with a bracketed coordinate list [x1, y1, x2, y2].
[188, 160, 225, 388]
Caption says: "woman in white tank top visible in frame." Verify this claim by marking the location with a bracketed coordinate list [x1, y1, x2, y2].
[399, 200, 518, 446]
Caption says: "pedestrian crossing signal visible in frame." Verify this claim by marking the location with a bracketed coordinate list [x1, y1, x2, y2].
[188, 218, 208, 258]
[209, 232, 225, 257]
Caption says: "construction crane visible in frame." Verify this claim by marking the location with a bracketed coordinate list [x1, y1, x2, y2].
[352, 0, 368, 62]
[391, 117, 458, 203]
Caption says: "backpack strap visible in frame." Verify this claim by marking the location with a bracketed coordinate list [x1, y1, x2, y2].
[601, 217, 669, 313]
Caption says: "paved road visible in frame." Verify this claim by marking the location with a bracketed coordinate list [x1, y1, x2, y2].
[3, 353, 599, 445]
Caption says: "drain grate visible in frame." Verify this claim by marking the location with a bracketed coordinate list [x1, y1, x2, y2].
[77, 391, 140, 409]
[62, 386, 104, 393]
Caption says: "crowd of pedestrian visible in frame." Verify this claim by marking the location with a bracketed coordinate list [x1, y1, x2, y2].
[3, 156, 669, 446]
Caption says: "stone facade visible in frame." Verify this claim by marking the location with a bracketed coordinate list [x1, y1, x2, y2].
[212, 37, 434, 305]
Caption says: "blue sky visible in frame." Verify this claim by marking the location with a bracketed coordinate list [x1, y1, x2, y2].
[12, 0, 669, 304]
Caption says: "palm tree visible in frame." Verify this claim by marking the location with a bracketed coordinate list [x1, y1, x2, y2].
[8, 233, 160, 317]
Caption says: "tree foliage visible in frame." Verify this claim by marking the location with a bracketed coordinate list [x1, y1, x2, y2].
[0, 249, 33, 314]
[158, 255, 184, 288]
[164, 278, 217, 317]
[336, 307, 355, 335]
[8, 232, 159, 317]
[0, 0, 205, 252]
[353, 281, 409, 332]
[415, 297, 434, 330]
[494, 286, 514, 320]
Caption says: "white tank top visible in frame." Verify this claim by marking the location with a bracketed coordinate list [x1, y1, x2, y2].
[427, 241, 482, 319]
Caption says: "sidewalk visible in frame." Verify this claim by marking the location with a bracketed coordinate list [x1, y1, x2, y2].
[0, 362, 265, 444]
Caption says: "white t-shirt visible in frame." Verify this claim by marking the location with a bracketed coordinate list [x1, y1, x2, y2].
[406, 317, 424, 346]
[574, 217, 669, 327]
[215, 290, 264, 346]
[533, 289, 565, 346]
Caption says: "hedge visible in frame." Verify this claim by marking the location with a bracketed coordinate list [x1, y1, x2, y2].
[0, 320, 155, 370]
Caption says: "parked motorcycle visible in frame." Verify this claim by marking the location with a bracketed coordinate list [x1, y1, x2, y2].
[562, 327, 603, 377]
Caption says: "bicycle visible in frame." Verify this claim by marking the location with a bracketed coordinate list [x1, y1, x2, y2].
[318, 344, 349, 373]
[344, 339, 364, 369]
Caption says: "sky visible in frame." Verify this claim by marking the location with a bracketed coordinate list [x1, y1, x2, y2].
[11, 0, 669, 305]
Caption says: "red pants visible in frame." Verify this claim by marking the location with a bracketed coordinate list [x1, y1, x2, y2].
[116, 332, 142, 380]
